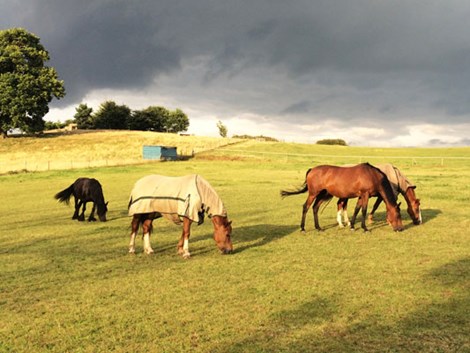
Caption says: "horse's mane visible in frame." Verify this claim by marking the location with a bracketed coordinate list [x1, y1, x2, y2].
[363, 162, 397, 205]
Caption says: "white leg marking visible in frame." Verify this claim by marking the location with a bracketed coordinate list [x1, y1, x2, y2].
[337, 210, 344, 227]
[143, 233, 154, 254]
[129, 232, 136, 254]
[343, 210, 351, 226]
[182, 238, 190, 259]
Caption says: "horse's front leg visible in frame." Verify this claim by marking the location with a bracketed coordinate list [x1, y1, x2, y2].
[78, 201, 86, 221]
[350, 198, 362, 231]
[88, 202, 97, 222]
[342, 199, 351, 227]
[360, 193, 370, 232]
[177, 217, 192, 259]
[368, 196, 382, 223]
[142, 217, 154, 254]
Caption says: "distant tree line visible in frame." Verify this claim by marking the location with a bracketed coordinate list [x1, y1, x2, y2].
[316, 139, 348, 146]
[232, 134, 279, 142]
[73, 101, 189, 133]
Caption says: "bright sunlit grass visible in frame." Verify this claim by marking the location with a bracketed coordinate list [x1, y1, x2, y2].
[0, 138, 469, 352]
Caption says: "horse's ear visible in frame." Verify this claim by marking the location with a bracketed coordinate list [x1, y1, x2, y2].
[228, 220, 232, 226]
[397, 202, 401, 208]
[106, 202, 109, 206]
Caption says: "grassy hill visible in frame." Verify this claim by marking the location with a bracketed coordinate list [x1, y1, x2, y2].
[0, 130, 243, 173]
[2, 129, 469, 173]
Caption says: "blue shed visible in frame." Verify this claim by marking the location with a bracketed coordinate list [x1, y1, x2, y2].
[143, 145, 178, 161]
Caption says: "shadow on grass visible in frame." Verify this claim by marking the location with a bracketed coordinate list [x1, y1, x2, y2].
[214, 296, 340, 353]
[213, 257, 470, 353]
[394, 257, 470, 352]
[142, 223, 298, 257]
[420, 208, 442, 224]
[231, 224, 298, 254]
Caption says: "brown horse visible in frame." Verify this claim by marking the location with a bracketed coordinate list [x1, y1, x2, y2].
[281, 163, 404, 232]
[128, 174, 233, 258]
[336, 163, 421, 227]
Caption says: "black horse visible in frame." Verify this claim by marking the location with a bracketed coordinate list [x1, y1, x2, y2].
[55, 178, 108, 222]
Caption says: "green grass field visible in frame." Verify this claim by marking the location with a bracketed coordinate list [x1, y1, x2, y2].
[1, 132, 469, 352]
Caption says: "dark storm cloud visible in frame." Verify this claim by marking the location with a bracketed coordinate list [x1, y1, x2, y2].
[281, 100, 311, 115]
[2, 0, 470, 127]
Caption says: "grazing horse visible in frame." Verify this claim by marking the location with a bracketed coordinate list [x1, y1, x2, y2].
[127, 174, 233, 258]
[336, 163, 421, 227]
[55, 178, 108, 222]
[281, 163, 403, 232]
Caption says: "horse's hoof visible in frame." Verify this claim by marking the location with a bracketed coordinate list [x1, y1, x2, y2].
[350, 228, 355, 232]
[183, 253, 191, 259]
[300, 229, 306, 234]
[128, 249, 136, 254]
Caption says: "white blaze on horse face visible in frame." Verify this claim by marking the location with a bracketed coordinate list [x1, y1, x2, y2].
[129, 232, 136, 253]
[143, 233, 154, 254]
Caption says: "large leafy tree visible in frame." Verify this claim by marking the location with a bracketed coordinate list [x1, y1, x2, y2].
[0, 28, 65, 137]
[92, 101, 131, 130]
[129, 106, 168, 131]
[165, 108, 189, 133]
[74, 103, 93, 129]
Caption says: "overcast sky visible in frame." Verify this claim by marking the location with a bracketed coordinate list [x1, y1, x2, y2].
[2, 0, 470, 146]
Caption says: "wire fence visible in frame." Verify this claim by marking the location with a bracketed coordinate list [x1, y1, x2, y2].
[205, 148, 470, 168]
[2, 148, 470, 174]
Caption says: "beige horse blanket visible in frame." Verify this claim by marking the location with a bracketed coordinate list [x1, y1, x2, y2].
[128, 174, 226, 224]
[374, 163, 415, 197]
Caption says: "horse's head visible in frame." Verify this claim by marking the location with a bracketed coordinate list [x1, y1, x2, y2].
[405, 188, 422, 225]
[388, 202, 404, 232]
[407, 198, 421, 225]
[98, 201, 109, 222]
[212, 216, 233, 254]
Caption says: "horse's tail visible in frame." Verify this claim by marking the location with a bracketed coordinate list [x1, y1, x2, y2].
[54, 184, 74, 205]
[280, 168, 311, 198]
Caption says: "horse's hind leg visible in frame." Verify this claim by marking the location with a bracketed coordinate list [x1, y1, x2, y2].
[142, 217, 154, 254]
[300, 193, 316, 232]
[73, 198, 81, 220]
[88, 202, 97, 222]
[360, 193, 370, 232]
[312, 191, 330, 231]
[129, 215, 140, 254]
[337, 198, 350, 227]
